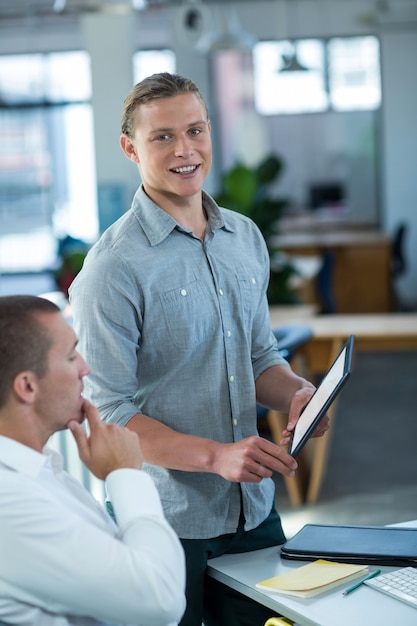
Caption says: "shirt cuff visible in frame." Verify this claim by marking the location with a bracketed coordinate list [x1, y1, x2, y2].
[105, 469, 164, 528]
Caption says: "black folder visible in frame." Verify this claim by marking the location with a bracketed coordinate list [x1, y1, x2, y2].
[280, 524, 417, 567]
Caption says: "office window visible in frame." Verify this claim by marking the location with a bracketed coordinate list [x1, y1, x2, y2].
[0, 51, 97, 272]
[133, 49, 175, 83]
[328, 36, 381, 111]
[254, 40, 327, 115]
[0, 51, 91, 104]
[253, 36, 381, 115]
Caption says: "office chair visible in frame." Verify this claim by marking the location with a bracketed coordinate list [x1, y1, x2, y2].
[256, 324, 313, 422]
[391, 221, 409, 311]
[315, 249, 336, 314]
[391, 222, 407, 279]
[273, 324, 313, 362]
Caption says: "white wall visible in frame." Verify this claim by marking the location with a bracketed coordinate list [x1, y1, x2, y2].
[0, 0, 416, 303]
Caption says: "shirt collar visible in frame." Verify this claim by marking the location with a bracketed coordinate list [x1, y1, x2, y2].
[0, 435, 63, 477]
[132, 185, 234, 246]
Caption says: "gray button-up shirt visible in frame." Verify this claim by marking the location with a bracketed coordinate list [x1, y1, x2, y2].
[69, 186, 288, 539]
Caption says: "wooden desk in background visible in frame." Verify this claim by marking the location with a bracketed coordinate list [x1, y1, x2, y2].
[268, 308, 417, 506]
[274, 229, 393, 313]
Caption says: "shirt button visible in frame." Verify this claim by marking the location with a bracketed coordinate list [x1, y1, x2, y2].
[233, 418, 238, 426]
[229, 375, 235, 382]
[180, 289, 187, 296]
[227, 330, 232, 337]
[218, 289, 224, 296]
[251, 277, 256, 285]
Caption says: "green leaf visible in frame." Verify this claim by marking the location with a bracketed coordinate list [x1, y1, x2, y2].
[256, 155, 283, 185]
[223, 164, 258, 215]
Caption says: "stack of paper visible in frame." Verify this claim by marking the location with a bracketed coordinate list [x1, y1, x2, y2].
[256, 560, 368, 598]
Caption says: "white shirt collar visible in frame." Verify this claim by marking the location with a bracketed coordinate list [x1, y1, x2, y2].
[0, 435, 63, 477]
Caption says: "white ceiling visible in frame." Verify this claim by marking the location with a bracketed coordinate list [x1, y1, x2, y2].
[0, 0, 248, 20]
[1, 0, 416, 28]
[0, 0, 359, 21]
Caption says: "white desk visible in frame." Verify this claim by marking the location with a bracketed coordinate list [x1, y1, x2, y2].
[207, 521, 417, 626]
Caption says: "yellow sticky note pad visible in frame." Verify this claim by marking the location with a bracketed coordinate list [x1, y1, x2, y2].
[256, 560, 368, 598]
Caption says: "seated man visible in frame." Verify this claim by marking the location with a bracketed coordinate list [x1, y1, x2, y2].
[0, 295, 186, 626]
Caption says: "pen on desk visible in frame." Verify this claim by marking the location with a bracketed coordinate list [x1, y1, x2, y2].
[342, 569, 381, 596]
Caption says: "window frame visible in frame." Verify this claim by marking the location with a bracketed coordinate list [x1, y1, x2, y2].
[253, 34, 381, 117]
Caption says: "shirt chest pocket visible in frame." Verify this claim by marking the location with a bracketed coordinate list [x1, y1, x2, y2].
[160, 280, 218, 348]
[237, 273, 263, 321]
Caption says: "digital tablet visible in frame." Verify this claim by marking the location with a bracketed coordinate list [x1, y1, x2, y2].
[289, 334, 355, 458]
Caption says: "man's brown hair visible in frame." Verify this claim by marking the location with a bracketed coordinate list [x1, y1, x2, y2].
[0, 295, 59, 407]
[121, 72, 209, 138]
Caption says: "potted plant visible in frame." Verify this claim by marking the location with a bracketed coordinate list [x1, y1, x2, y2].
[214, 154, 299, 304]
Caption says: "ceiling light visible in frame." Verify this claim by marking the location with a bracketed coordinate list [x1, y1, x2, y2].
[196, 6, 256, 54]
[280, 53, 309, 72]
[53, 0, 66, 12]
[132, 0, 147, 9]
[174, 0, 212, 46]
[279, 42, 309, 72]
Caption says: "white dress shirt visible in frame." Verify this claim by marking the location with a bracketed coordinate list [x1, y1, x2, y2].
[0, 436, 186, 626]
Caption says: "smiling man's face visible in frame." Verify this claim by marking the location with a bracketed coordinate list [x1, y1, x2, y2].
[121, 92, 212, 208]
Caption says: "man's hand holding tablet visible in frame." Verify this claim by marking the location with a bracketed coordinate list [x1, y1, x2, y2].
[283, 335, 355, 458]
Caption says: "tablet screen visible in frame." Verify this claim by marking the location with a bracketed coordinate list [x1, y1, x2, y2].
[289, 334, 354, 457]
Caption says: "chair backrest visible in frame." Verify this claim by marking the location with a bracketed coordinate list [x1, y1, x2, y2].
[316, 249, 337, 314]
[391, 222, 408, 278]
[272, 324, 314, 361]
[257, 324, 313, 420]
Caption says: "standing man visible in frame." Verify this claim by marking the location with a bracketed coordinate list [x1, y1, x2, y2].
[0, 295, 185, 626]
[70, 73, 328, 626]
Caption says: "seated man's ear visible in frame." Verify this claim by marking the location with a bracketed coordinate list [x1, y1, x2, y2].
[13, 372, 37, 404]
